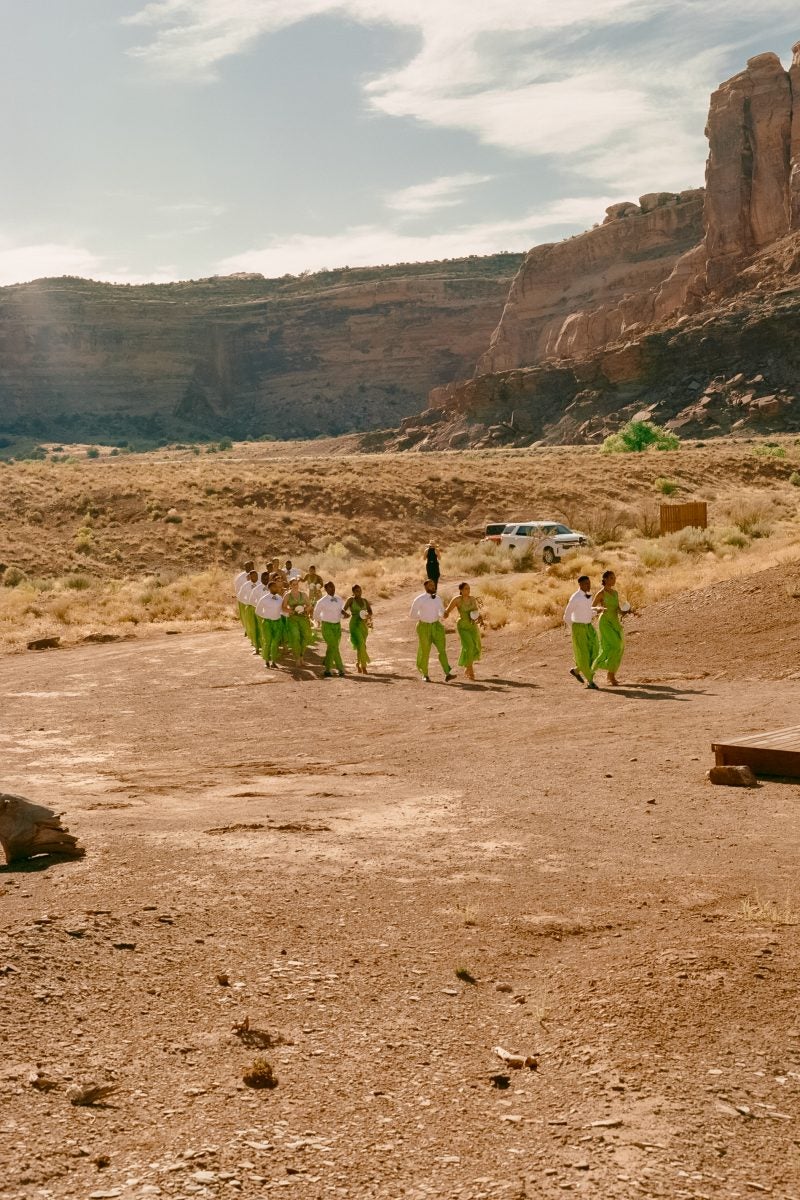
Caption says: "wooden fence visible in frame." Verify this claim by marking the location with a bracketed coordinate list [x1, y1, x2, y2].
[660, 501, 708, 535]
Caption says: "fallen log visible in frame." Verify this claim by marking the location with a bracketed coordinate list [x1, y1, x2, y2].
[0, 793, 85, 864]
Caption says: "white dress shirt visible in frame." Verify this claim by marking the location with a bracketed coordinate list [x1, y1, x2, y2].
[249, 582, 267, 607]
[256, 592, 284, 620]
[410, 593, 445, 623]
[234, 570, 248, 597]
[237, 579, 257, 603]
[286, 567, 301, 581]
[314, 594, 345, 625]
[563, 589, 594, 626]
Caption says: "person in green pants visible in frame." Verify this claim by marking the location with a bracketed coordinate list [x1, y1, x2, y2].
[563, 574, 599, 690]
[343, 584, 373, 674]
[281, 578, 312, 665]
[237, 569, 261, 654]
[592, 570, 625, 686]
[444, 582, 483, 681]
[255, 580, 285, 669]
[313, 581, 346, 677]
[410, 579, 454, 683]
[234, 560, 255, 634]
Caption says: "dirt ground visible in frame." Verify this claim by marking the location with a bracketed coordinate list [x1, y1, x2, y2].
[1, 578, 799, 1200]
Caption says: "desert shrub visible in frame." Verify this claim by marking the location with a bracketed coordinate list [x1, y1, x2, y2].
[578, 506, 626, 545]
[654, 477, 679, 495]
[633, 503, 660, 538]
[726, 501, 773, 539]
[602, 420, 680, 454]
[634, 539, 682, 569]
[719, 526, 749, 548]
[218, 437, 233, 451]
[86, 447, 100, 459]
[752, 443, 786, 459]
[64, 575, 91, 590]
[74, 526, 95, 553]
[2, 566, 27, 588]
[164, 513, 183, 524]
[790, 472, 800, 487]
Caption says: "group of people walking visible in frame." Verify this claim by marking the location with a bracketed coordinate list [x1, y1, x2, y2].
[234, 548, 627, 687]
[232, 543, 485, 682]
[234, 558, 373, 677]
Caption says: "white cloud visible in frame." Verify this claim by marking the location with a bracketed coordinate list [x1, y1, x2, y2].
[386, 173, 493, 218]
[124, 1, 800, 197]
[0, 238, 177, 286]
[215, 195, 618, 277]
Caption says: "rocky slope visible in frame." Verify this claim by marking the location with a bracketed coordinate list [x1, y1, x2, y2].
[0, 256, 522, 444]
[383, 43, 800, 450]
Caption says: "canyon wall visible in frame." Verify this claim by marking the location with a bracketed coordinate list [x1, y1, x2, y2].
[390, 41, 800, 450]
[0, 256, 522, 444]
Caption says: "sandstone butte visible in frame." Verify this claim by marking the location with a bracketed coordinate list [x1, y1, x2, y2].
[385, 42, 800, 450]
[0, 255, 522, 445]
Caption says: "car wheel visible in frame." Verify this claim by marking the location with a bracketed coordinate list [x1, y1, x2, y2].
[542, 547, 556, 565]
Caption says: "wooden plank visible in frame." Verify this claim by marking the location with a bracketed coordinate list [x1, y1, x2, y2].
[660, 501, 708, 536]
[712, 727, 800, 778]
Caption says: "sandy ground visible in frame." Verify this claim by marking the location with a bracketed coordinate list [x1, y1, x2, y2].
[1, 582, 799, 1200]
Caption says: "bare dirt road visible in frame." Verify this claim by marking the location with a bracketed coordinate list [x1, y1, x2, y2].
[1, 583, 799, 1200]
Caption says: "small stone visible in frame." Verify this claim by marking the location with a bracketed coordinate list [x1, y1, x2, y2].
[191, 1171, 216, 1184]
[495, 982, 513, 993]
[112, 941, 136, 951]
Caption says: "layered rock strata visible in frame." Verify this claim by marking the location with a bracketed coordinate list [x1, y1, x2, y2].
[0, 256, 523, 443]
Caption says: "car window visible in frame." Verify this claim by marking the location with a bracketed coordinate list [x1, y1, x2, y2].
[516, 525, 533, 536]
[502, 524, 517, 534]
[540, 525, 557, 535]
[554, 524, 573, 535]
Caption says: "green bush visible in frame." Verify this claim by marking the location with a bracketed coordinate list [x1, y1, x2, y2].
[654, 477, 679, 495]
[218, 437, 233, 451]
[603, 420, 680, 454]
[752, 443, 786, 459]
[86, 447, 100, 459]
[790, 472, 800, 487]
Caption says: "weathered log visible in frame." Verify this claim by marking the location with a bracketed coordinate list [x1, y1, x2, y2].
[0, 792, 85, 864]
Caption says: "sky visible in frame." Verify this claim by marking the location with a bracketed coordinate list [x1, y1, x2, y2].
[0, 1, 797, 285]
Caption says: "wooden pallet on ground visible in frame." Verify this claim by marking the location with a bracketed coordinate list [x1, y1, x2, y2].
[712, 726, 800, 779]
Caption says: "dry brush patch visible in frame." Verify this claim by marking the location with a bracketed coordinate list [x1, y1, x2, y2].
[1, 442, 800, 651]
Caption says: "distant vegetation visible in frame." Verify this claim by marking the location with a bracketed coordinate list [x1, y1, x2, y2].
[603, 420, 681, 453]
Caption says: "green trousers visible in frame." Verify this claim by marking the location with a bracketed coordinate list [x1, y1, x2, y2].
[321, 622, 344, 673]
[349, 615, 370, 667]
[237, 600, 247, 632]
[243, 605, 259, 649]
[258, 617, 283, 664]
[571, 622, 598, 682]
[416, 620, 451, 677]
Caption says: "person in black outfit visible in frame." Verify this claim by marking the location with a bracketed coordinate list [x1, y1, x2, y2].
[425, 543, 440, 586]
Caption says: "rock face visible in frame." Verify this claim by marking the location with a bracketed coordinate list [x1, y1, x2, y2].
[0, 256, 522, 443]
[475, 191, 704, 375]
[385, 42, 800, 450]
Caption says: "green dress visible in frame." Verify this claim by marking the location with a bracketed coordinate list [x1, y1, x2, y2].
[455, 598, 482, 668]
[348, 601, 371, 668]
[284, 592, 312, 659]
[592, 589, 624, 674]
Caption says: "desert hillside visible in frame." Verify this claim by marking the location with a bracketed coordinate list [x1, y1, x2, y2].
[0, 255, 522, 446]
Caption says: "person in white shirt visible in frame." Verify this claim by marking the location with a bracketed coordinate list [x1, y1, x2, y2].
[563, 575, 599, 690]
[410, 579, 454, 683]
[237, 569, 260, 652]
[285, 559, 301, 582]
[313, 581, 346, 677]
[234, 561, 255, 633]
[255, 580, 285, 669]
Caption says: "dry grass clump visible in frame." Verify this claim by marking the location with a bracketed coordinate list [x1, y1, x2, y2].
[738, 891, 798, 926]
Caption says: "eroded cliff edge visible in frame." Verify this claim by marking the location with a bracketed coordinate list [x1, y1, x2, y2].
[382, 44, 800, 450]
[0, 256, 522, 444]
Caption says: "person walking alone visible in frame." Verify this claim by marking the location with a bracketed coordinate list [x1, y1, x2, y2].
[410, 579, 454, 683]
[425, 543, 440, 587]
[563, 575, 599, 690]
[313, 581, 346, 677]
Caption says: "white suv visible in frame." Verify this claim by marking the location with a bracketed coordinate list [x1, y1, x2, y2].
[484, 521, 588, 565]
